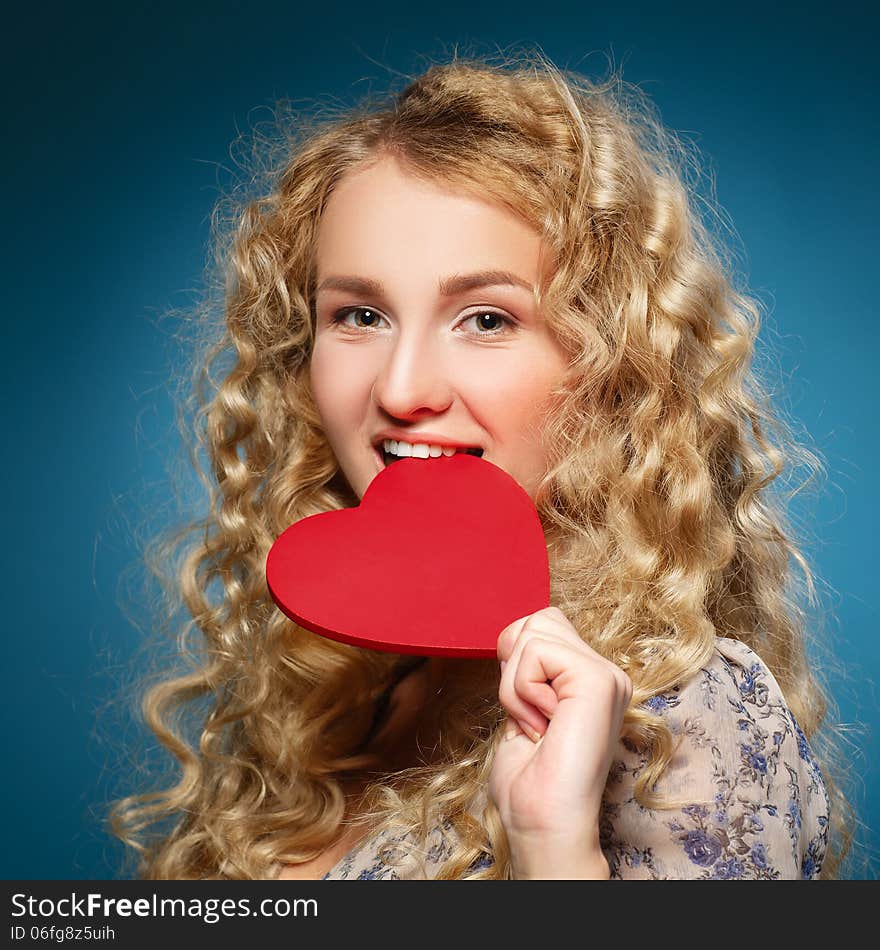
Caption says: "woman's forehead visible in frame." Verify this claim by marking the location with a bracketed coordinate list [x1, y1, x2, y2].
[315, 158, 544, 290]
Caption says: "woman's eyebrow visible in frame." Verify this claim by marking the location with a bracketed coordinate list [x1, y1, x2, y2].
[315, 269, 533, 297]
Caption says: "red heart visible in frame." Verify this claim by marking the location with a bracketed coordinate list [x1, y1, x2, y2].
[266, 453, 550, 657]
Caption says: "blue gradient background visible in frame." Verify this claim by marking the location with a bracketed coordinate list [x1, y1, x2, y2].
[3, 2, 877, 878]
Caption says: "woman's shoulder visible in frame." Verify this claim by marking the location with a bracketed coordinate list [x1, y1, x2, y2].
[640, 635, 823, 770]
[642, 635, 804, 721]
[601, 636, 831, 879]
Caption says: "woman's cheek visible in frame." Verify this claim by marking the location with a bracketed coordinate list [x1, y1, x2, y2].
[311, 343, 369, 422]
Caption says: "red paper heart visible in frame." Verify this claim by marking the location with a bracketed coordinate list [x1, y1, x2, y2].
[266, 453, 550, 657]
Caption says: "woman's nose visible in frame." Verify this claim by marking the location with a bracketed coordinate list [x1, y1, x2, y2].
[371, 335, 454, 419]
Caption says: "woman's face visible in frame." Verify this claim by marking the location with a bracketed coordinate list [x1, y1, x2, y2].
[310, 156, 570, 501]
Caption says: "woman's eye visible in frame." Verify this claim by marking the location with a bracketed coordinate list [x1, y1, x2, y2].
[330, 307, 514, 335]
[462, 311, 514, 335]
[332, 307, 384, 329]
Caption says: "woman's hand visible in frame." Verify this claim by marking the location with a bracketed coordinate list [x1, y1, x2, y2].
[488, 606, 632, 879]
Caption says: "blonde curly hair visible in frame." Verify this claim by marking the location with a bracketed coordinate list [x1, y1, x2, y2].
[110, 47, 855, 879]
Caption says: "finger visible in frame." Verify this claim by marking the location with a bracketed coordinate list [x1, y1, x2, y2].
[497, 609, 577, 668]
[513, 637, 581, 714]
[505, 606, 590, 658]
[497, 614, 531, 662]
[502, 715, 543, 745]
[516, 678, 559, 719]
[516, 608, 625, 677]
[499, 623, 561, 738]
[498, 649, 548, 741]
[498, 608, 603, 736]
[499, 667, 561, 721]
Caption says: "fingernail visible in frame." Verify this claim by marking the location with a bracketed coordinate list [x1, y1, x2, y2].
[520, 720, 542, 744]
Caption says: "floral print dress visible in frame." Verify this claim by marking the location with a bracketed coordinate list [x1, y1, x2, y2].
[278, 637, 830, 880]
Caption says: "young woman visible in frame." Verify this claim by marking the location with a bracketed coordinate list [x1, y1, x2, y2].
[111, 52, 853, 879]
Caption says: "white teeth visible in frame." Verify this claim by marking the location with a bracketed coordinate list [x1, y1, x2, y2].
[380, 439, 478, 460]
